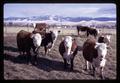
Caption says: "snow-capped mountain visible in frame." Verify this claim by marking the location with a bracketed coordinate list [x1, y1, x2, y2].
[4, 15, 116, 22]
[4, 15, 116, 28]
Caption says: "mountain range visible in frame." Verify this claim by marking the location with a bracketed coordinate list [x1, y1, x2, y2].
[4, 15, 116, 22]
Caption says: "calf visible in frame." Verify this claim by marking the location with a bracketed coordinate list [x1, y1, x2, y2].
[59, 36, 78, 70]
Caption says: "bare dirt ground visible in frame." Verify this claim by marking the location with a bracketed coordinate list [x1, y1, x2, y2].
[4, 27, 116, 80]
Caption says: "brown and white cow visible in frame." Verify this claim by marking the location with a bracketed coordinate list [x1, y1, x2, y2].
[82, 35, 110, 79]
[17, 30, 42, 63]
[17, 29, 60, 63]
[32, 23, 48, 38]
[59, 36, 78, 70]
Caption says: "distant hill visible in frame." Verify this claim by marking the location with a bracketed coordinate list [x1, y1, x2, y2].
[4, 15, 116, 29]
[4, 15, 116, 22]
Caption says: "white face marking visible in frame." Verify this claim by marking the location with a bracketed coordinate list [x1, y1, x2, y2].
[105, 35, 111, 44]
[97, 29, 100, 34]
[33, 23, 36, 28]
[31, 33, 42, 48]
[48, 30, 60, 51]
[64, 36, 72, 58]
[94, 42, 107, 67]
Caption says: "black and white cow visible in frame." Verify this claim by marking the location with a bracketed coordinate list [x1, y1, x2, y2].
[40, 30, 60, 55]
[76, 26, 99, 38]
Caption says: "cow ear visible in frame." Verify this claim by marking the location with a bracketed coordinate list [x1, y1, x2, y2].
[94, 42, 99, 49]
[107, 46, 109, 49]
[72, 38, 76, 41]
[61, 37, 64, 41]
[58, 30, 61, 33]
[94, 45, 98, 49]
[50, 31, 52, 33]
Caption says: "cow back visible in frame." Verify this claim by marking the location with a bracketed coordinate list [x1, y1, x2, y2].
[17, 30, 33, 52]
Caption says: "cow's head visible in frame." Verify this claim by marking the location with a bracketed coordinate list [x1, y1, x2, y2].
[48, 30, 61, 51]
[97, 29, 100, 34]
[50, 30, 60, 42]
[94, 42, 108, 67]
[104, 35, 111, 44]
[98, 35, 111, 45]
[95, 42, 107, 59]
[31, 33, 42, 48]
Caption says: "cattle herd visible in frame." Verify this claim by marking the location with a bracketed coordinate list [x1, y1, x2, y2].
[16, 23, 111, 79]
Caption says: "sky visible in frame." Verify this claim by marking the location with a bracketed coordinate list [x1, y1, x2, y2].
[4, 3, 116, 18]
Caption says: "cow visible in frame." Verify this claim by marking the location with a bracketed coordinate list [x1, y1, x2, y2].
[32, 23, 48, 38]
[98, 35, 111, 45]
[59, 36, 78, 70]
[86, 28, 99, 38]
[16, 30, 42, 63]
[40, 30, 60, 55]
[17, 29, 60, 63]
[76, 26, 88, 35]
[82, 36, 109, 79]
[76, 26, 99, 38]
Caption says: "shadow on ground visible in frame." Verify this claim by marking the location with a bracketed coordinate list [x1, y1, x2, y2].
[4, 46, 18, 52]
[4, 53, 80, 73]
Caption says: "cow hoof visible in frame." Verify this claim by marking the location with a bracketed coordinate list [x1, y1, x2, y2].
[90, 72, 95, 77]
[33, 62, 37, 66]
[70, 68, 73, 71]
[100, 75, 105, 80]
[84, 68, 88, 71]
[64, 66, 67, 70]
[26, 61, 30, 65]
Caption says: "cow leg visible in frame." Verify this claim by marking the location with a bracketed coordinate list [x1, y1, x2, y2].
[85, 60, 89, 71]
[92, 65, 96, 78]
[78, 30, 79, 35]
[63, 58, 67, 69]
[100, 67, 104, 79]
[70, 58, 74, 71]
[19, 51, 23, 55]
[89, 63, 93, 70]
[44, 46, 47, 56]
[86, 31, 89, 37]
[94, 34, 97, 39]
[33, 53, 38, 65]
[26, 51, 31, 64]
[48, 42, 54, 52]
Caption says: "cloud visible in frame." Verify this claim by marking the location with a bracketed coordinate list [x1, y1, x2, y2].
[4, 4, 116, 18]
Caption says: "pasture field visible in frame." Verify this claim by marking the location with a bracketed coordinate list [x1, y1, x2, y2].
[4, 27, 116, 80]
